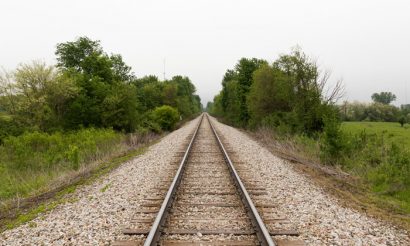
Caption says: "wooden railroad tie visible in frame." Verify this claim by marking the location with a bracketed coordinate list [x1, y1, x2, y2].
[122, 228, 300, 236]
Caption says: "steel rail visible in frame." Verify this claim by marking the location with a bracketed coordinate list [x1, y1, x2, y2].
[207, 114, 276, 246]
[143, 114, 204, 246]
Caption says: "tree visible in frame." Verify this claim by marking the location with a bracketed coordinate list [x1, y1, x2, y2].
[398, 115, 406, 127]
[0, 61, 80, 131]
[211, 47, 343, 136]
[235, 58, 267, 125]
[55, 36, 103, 73]
[273, 48, 328, 133]
[248, 64, 292, 125]
[0, 68, 17, 114]
[219, 58, 266, 126]
[55, 36, 138, 131]
[365, 103, 399, 122]
[371, 92, 396, 105]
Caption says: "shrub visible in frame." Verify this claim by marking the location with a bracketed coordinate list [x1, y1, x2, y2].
[151, 105, 179, 131]
[319, 112, 352, 164]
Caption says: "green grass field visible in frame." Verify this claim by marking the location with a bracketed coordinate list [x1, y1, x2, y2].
[342, 121, 410, 149]
[341, 121, 410, 215]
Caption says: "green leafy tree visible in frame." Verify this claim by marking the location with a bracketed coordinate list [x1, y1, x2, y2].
[208, 93, 224, 117]
[55, 36, 138, 131]
[134, 76, 163, 111]
[365, 103, 399, 122]
[273, 48, 327, 133]
[248, 64, 292, 125]
[151, 105, 179, 131]
[371, 92, 396, 105]
[235, 58, 267, 125]
[219, 58, 266, 126]
[398, 115, 406, 127]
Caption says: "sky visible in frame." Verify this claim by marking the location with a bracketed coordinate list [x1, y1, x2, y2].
[1, 0, 410, 106]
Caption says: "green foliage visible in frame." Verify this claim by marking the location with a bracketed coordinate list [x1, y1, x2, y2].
[133, 75, 202, 127]
[150, 105, 179, 131]
[0, 128, 123, 199]
[0, 36, 202, 209]
[333, 122, 410, 211]
[208, 93, 224, 117]
[213, 48, 336, 136]
[55, 37, 138, 132]
[0, 37, 202, 141]
[218, 58, 266, 126]
[398, 115, 406, 127]
[371, 91, 396, 105]
[320, 114, 348, 163]
[342, 121, 410, 150]
[209, 47, 410, 213]
[248, 64, 292, 127]
[340, 101, 400, 122]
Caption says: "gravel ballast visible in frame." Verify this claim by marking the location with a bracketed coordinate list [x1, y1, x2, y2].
[0, 118, 200, 246]
[210, 116, 410, 245]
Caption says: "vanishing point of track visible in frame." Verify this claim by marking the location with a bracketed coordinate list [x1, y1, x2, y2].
[114, 114, 303, 246]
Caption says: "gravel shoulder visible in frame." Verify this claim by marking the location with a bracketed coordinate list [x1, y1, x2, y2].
[210, 116, 410, 246]
[0, 117, 200, 246]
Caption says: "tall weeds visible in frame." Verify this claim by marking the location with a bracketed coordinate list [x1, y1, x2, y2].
[0, 128, 124, 200]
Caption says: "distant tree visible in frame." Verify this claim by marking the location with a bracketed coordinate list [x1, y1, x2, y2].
[365, 102, 399, 122]
[398, 115, 406, 127]
[371, 92, 396, 105]
[0, 68, 17, 114]
[208, 93, 224, 117]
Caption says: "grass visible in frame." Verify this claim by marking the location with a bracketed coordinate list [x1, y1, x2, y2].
[1, 139, 156, 231]
[0, 128, 124, 201]
[100, 183, 111, 192]
[340, 121, 410, 215]
[342, 121, 410, 148]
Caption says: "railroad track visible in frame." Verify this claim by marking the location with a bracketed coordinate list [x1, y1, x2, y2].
[114, 114, 304, 246]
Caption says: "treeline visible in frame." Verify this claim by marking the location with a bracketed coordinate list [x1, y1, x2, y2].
[0, 37, 201, 200]
[340, 101, 410, 125]
[208, 48, 410, 211]
[208, 48, 340, 136]
[0, 37, 202, 142]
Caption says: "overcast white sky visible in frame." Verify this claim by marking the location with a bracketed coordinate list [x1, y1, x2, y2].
[1, 0, 409, 106]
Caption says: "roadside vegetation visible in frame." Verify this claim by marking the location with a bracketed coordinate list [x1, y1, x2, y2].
[207, 47, 410, 221]
[0, 37, 202, 206]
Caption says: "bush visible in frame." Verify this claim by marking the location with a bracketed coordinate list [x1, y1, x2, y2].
[0, 115, 27, 144]
[320, 115, 349, 164]
[150, 105, 180, 131]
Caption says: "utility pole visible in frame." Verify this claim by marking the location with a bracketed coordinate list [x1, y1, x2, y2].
[163, 58, 166, 81]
